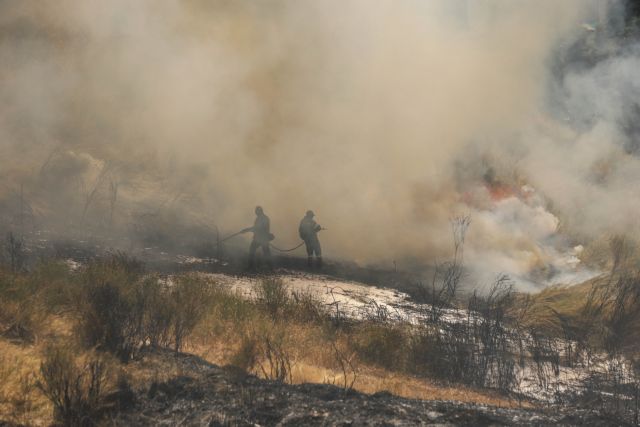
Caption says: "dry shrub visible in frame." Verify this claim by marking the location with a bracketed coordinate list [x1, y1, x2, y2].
[0, 357, 34, 423]
[77, 254, 215, 359]
[142, 274, 216, 352]
[0, 342, 48, 425]
[230, 334, 260, 374]
[37, 345, 113, 427]
[231, 324, 295, 383]
[352, 324, 405, 369]
[290, 289, 326, 323]
[255, 278, 290, 320]
[325, 340, 357, 392]
[0, 299, 45, 343]
[0, 268, 48, 343]
[256, 327, 293, 383]
[76, 255, 158, 360]
[254, 278, 326, 324]
[581, 240, 640, 354]
[170, 274, 215, 352]
[212, 288, 258, 324]
[78, 279, 146, 361]
[11, 372, 38, 424]
[30, 260, 77, 313]
[566, 236, 640, 422]
[0, 353, 15, 415]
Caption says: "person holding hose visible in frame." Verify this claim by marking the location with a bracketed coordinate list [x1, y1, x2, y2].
[299, 210, 323, 268]
[242, 206, 273, 270]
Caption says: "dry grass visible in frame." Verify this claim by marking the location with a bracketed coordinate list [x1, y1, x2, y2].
[0, 313, 81, 425]
[529, 280, 596, 315]
[189, 338, 525, 408]
[510, 278, 599, 336]
[0, 312, 115, 425]
[292, 362, 527, 408]
[188, 316, 527, 408]
[1, 266, 542, 424]
[0, 339, 53, 425]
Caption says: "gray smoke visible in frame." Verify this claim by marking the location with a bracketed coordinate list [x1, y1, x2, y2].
[0, 0, 637, 288]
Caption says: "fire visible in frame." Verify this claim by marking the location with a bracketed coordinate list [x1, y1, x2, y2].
[487, 183, 516, 201]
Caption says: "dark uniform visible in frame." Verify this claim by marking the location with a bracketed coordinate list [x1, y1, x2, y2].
[246, 206, 272, 269]
[299, 210, 322, 268]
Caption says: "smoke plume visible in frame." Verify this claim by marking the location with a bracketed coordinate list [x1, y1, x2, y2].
[0, 0, 637, 288]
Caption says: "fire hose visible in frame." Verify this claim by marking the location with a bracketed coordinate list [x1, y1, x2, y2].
[269, 241, 305, 252]
[269, 228, 326, 252]
[215, 229, 305, 252]
[217, 228, 325, 252]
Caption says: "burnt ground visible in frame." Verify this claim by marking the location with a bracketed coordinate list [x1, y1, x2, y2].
[108, 349, 626, 427]
[7, 233, 629, 426]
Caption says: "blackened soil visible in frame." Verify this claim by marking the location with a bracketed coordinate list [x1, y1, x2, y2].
[111, 350, 627, 427]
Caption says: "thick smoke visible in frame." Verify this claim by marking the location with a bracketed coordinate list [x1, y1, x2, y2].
[0, 0, 636, 288]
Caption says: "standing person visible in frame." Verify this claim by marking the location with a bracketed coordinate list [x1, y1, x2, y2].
[243, 206, 273, 269]
[299, 210, 322, 268]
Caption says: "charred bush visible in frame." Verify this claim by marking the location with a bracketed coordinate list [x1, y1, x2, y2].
[410, 275, 520, 392]
[142, 278, 174, 349]
[416, 216, 470, 323]
[527, 331, 561, 392]
[465, 275, 518, 390]
[408, 324, 476, 383]
[106, 372, 136, 412]
[4, 232, 26, 273]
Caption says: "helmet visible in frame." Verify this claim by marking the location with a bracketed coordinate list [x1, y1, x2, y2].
[305, 210, 314, 217]
[255, 206, 264, 215]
